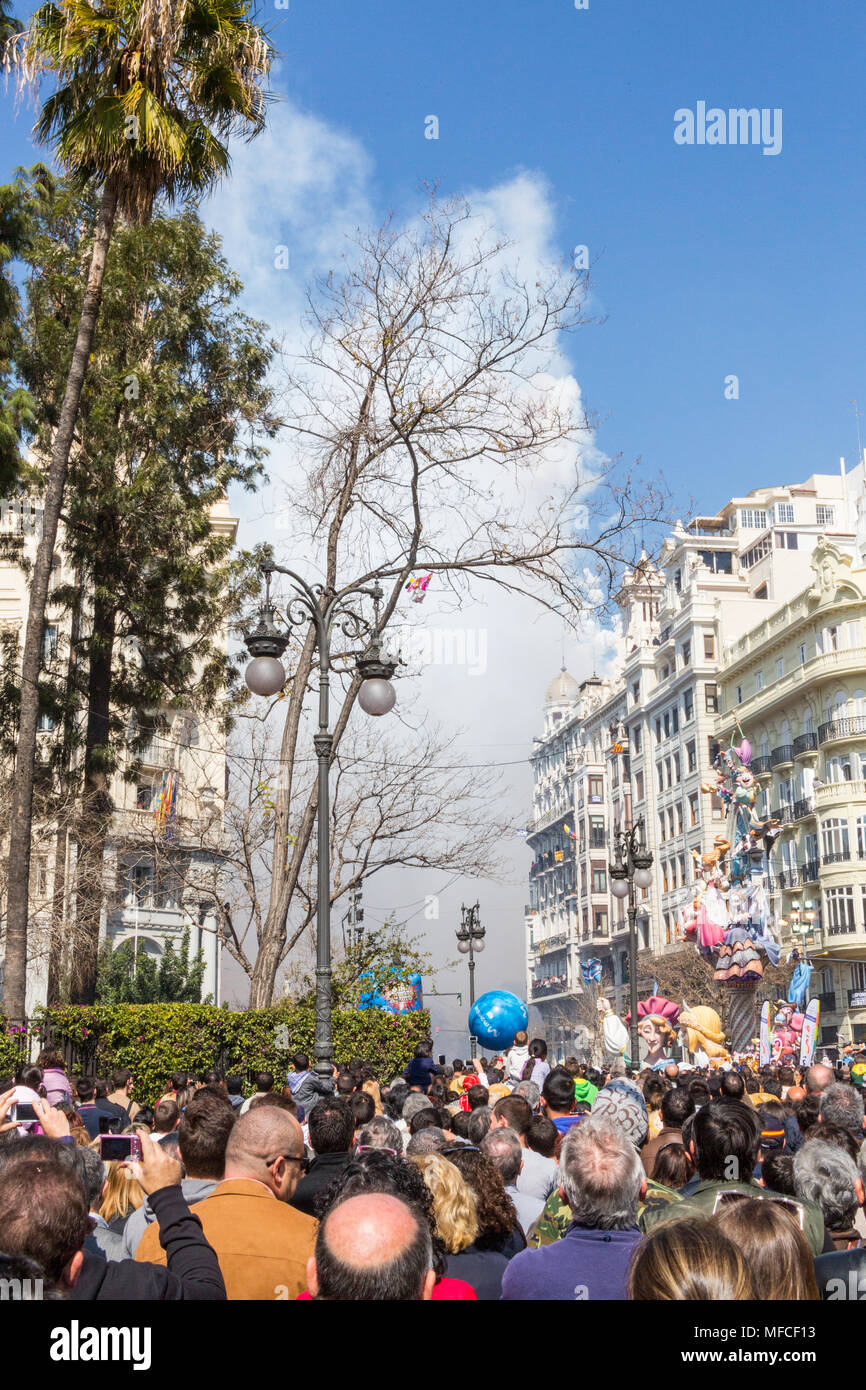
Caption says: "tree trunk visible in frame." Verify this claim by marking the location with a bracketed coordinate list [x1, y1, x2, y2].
[71, 588, 116, 1004]
[3, 182, 117, 1024]
[46, 568, 83, 1004]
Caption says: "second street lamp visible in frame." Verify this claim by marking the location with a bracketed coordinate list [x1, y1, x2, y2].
[456, 901, 485, 1059]
[243, 561, 397, 1077]
[609, 817, 654, 1066]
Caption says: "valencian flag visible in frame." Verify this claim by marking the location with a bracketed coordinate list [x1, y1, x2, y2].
[154, 769, 178, 840]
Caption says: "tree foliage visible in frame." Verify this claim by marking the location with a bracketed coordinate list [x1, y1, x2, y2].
[95, 928, 207, 1005]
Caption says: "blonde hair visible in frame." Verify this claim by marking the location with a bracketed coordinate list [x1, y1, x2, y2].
[411, 1152, 479, 1254]
[100, 1161, 145, 1223]
[629, 1216, 755, 1300]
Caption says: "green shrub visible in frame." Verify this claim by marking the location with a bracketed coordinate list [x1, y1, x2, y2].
[31, 1003, 431, 1106]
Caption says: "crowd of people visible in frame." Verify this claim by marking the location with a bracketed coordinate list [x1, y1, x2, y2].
[0, 1032, 864, 1300]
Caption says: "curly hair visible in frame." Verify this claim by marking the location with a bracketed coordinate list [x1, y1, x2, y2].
[446, 1147, 517, 1249]
[411, 1152, 478, 1255]
[313, 1150, 448, 1278]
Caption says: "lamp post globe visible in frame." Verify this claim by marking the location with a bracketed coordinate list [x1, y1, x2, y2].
[357, 677, 396, 716]
[457, 938, 471, 954]
[633, 866, 653, 890]
[471, 936, 485, 952]
[244, 655, 286, 697]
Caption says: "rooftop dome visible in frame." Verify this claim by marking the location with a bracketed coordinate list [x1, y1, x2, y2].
[545, 667, 580, 707]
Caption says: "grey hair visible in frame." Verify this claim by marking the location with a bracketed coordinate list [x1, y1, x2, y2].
[794, 1139, 859, 1230]
[859, 1138, 866, 1188]
[559, 1119, 642, 1230]
[75, 1146, 105, 1211]
[355, 1115, 404, 1157]
[467, 1106, 494, 1145]
[402, 1093, 436, 1123]
[819, 1083, 865, 1135]
[405, 1127, 448, 1157]
[514, 1081, 540, 1110]
[480, 1127, 522, 1186]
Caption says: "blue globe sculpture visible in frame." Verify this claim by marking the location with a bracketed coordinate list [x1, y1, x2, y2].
[468, 990, 529, 1052]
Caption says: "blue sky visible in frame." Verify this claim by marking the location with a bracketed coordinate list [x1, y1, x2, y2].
[4, 0, 865, 1031]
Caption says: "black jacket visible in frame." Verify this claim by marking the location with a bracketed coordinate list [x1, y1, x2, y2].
[289, 1151, 353, 1217]
[815, 1245, 866, 1300]
[70, 1185, 226, 1301]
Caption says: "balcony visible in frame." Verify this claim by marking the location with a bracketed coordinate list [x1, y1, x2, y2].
[777, 869, 800, 890]
[529, 805, 571, 835]
[588, 833, 607, 849]
[751, 755, 772, 776]
[800, 860, 820, 882]
[819, 716, 866, 745]
[792, 798, 815, 820]
[815, 779, 866, 811]
[793, 732, 819, 758]
[771, 806, 792, 825]
[827, 921, 857, 936]
[770, 745, 794, 769]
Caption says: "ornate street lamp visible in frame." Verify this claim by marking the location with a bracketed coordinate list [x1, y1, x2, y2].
[243, 561, 397, 1076]
[456, 901, 485, 1059]
[609, 817, 654, 1064]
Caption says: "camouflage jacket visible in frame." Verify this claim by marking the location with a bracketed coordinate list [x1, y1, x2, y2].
[527, 1178, 680, 1248]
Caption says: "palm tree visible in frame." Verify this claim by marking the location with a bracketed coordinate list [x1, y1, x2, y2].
[3, 0, 271, 1020]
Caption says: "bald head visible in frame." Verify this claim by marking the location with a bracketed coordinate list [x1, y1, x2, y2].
[786, 1085, 806, 1104]
[309, 1193, 434, 1301]
[224, 1107, 304, 1200]
[805, 1064, 834, 1096]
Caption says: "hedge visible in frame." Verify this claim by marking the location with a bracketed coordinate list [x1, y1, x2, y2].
[25, 1003, 431, 1106]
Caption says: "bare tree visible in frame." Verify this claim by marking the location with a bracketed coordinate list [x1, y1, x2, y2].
[187, 707, 507, 995]
[244, 191, 666, 1005]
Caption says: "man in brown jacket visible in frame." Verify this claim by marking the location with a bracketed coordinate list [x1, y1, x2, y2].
[136, 1105, 316, 1299]
[641, 1087, 694, 1178]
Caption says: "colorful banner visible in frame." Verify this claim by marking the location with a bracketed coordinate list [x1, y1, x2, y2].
[799, 998, 820, 1067]
[359, 970, 423, 1014]
[759, 999, 771, 1067]
[154, 769, 178, 839]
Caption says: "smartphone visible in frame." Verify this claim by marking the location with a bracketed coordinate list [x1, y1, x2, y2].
[99, 1134, 142, 1163]
[11, 1102, 38, 1123]
[438, 1054, 446, 1066]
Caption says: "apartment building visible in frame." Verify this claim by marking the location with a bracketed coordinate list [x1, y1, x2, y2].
[717, 535, 866, 1048]
[525, 470, 861, 1050]
[0, 495, 237, 1009]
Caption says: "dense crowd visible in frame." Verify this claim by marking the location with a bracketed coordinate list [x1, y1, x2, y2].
[0, 1031, 865, 1301]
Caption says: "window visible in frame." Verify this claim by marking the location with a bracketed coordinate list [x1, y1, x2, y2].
[124, 863, 155, 906]
[774, 503, 795, 524]
[635, 770, 645, 802]
[740, 508, 768, 529]
[42, 626, 58, 663]
[664, 712, 671, 739]
[665, 757, 672, 788]
[736, 684, 743, 705]
[631, 724, 641, 753]
[848, 621, 862, 648]
[711, 793, 724, 821]
[689, 793, 700, 827]
[825, 886, 855, 932]
[741, 536, 772, 569]
[594, 908, 608, 935]
[686, 740, 696, 773]
[658, 812, 666, 843]
[35, 857, 49, 897]
[136, 782, 157, 811]
[698, 549, 733, 574]
[798, 644, 807, 666]
[655, 718, 662, 744]
[662, 862, 669, 892]
[705, 683, 719, 713]
[754, 584, 768, 600]
[671, 707, 679, 735]
[857, 816, 866, 860]
[591, 866, 606, 894]
[774, 531, 798, 550]
[755, 671, 764, 692]
[683, 689, 694, 721]
[37, 712, 55, 733]
[667, 807, 675, 840]
[588, 776, 603, 802]
[679, 852, 687, 883]
[673, 569, 682, 593]
[656, 762, 665, 793]
[672, 753, 681, 784]
[709, 737, 721, 764]
[681, 640, 691, 666]
[776, 657, 785, 680]
[676, 804, 684, 835]
[704, 633, 715, 660]
[661, 665, 670, 681]
[816, 505, 835, 527]
[822, 818, 850, 859]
